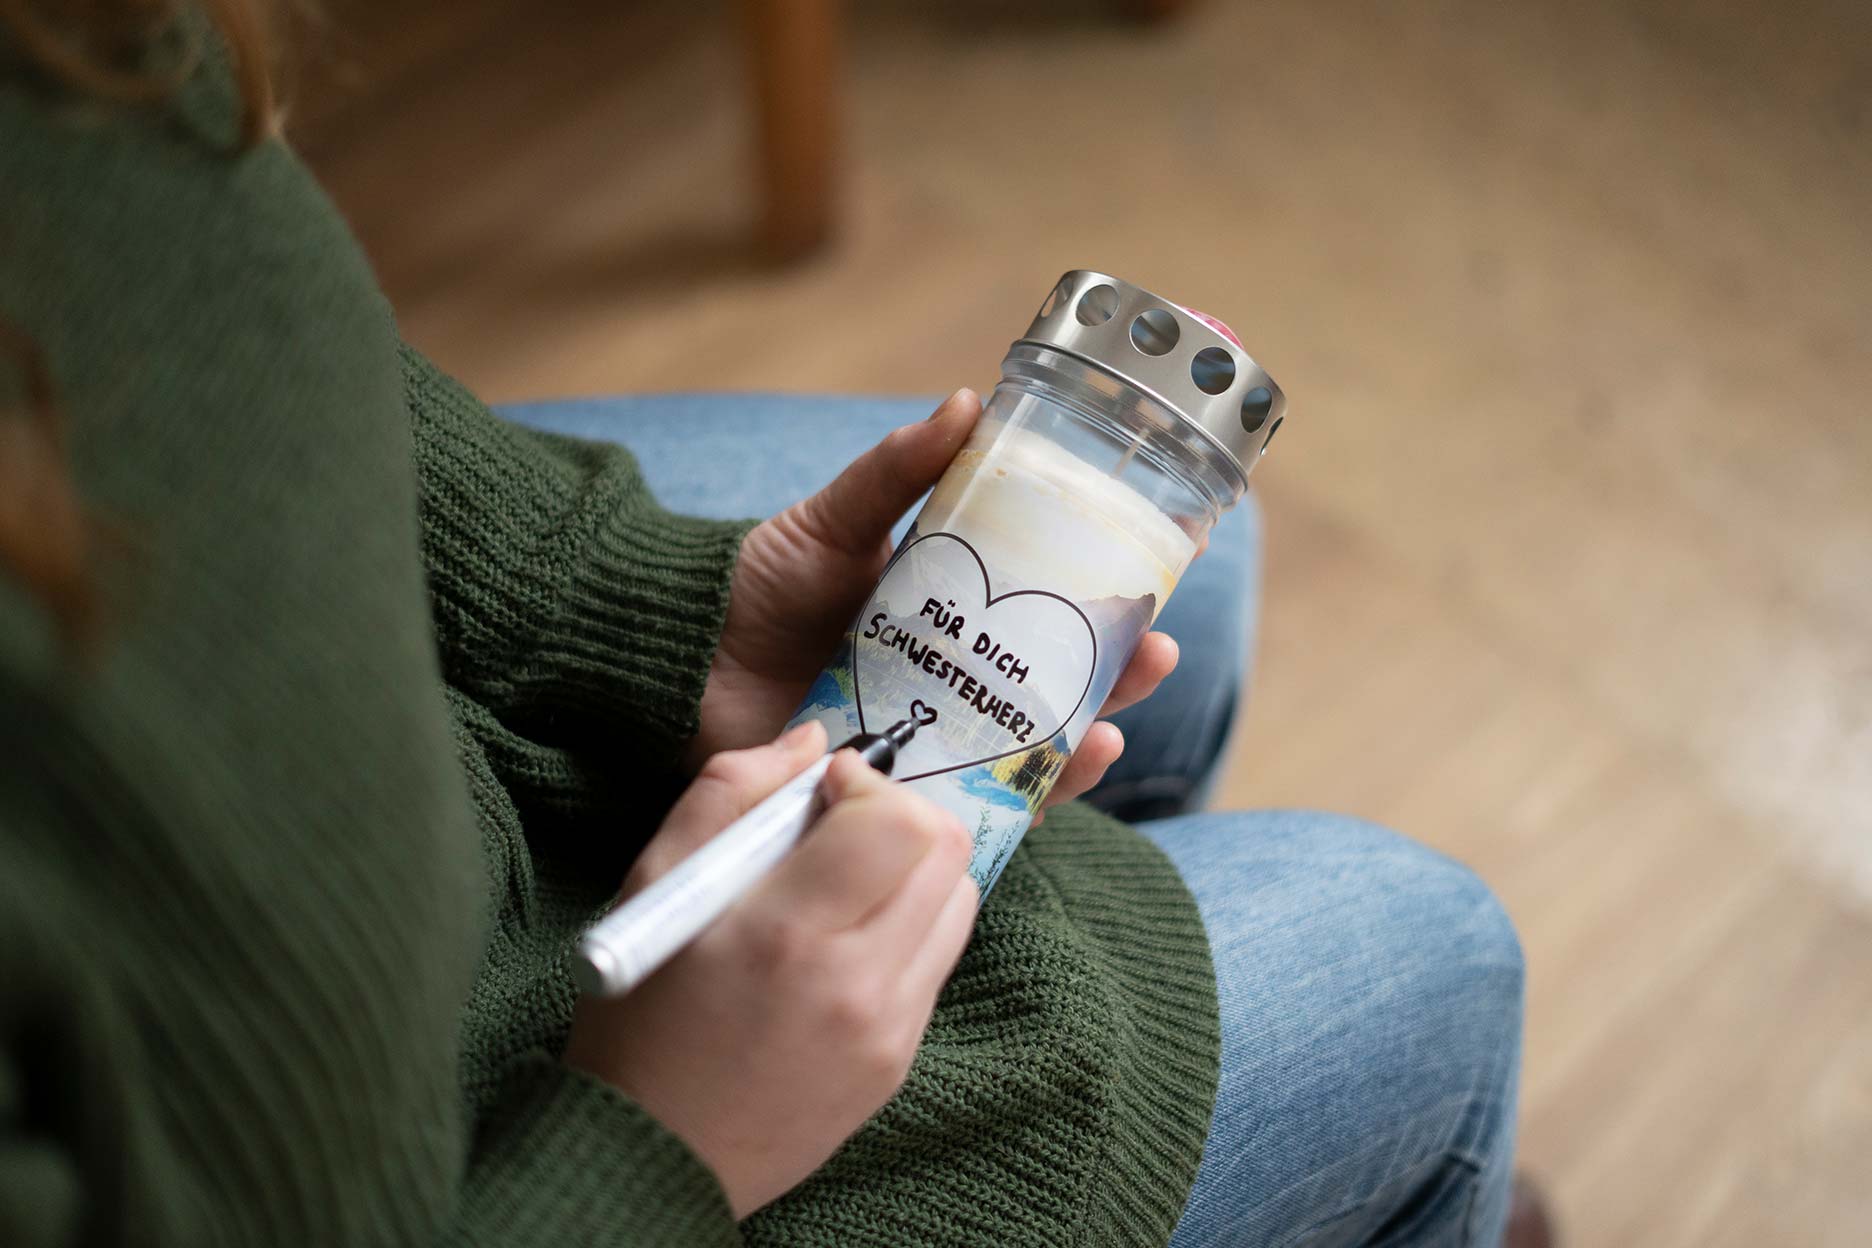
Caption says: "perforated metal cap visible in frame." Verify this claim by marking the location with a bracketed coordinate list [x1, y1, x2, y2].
[1015, 271, 1286, 480]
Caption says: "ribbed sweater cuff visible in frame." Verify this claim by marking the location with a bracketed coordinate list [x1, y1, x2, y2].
[742, 806, 1219, 1248]
[1026, 807, 1222, 1246]
[458, 1056, 742, 1247]
[405, 341, 757, 756]
[532, 498, 755, 747]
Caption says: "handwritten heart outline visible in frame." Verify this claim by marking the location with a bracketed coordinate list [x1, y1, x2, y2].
[854, 531, 1098, 783]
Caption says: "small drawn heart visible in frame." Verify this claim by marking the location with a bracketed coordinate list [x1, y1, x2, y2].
[853, 532, 1097, 782]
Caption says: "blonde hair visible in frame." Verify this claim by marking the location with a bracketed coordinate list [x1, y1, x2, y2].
[0, 0, 279, 650]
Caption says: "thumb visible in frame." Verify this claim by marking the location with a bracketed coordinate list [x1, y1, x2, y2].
[797, 388, 981, 556]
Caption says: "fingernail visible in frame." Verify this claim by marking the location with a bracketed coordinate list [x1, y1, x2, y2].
[778, 721, 817, 748]
[929, 387, 977, 420]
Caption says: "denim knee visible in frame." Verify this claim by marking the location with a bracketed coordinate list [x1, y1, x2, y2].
[1279, 814, 1525, 1160]
[1150, 811, 1524, 1247]
[1248, 811, 1522, 992]
[1334, 815, 1525, 1029]
[1275, 817, 1523, 1243]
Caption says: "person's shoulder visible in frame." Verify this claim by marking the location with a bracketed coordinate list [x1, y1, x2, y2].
[0, 574, 105, 836]
[0, 18, 404, 506]
[0, 577, 63, 705]
[0, 12, 384, 337]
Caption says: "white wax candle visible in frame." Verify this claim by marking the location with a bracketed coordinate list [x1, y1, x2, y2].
[916, 424, 1198, 617]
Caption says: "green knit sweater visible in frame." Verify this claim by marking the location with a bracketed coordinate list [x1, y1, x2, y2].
[0, 22, 1219, 1248]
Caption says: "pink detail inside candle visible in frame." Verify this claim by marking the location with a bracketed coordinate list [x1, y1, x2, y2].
[1181, 308, 1242, 349]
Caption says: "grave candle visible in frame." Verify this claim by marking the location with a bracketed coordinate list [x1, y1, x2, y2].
[791, 271, 1288, 893]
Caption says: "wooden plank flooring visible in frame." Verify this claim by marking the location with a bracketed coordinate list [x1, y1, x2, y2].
[299, 0, 1871, 1240]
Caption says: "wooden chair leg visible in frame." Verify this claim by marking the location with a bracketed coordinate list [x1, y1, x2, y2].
[744, 0, 842, 261]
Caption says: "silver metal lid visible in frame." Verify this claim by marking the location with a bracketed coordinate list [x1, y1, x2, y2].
[1015, 271, 1287, 480]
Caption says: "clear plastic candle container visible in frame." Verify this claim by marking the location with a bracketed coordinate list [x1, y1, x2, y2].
[791, 271, 1287, 892]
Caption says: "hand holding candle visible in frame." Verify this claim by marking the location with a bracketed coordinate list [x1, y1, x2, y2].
[686, 385, 1180, 808]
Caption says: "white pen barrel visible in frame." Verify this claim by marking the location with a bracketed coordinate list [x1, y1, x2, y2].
[572, 753, 835, 997]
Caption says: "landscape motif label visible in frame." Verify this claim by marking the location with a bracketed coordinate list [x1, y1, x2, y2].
[792, 528, 1154, 892]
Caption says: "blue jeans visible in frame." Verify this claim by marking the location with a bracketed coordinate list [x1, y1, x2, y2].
[503, 395, 1525, 1247]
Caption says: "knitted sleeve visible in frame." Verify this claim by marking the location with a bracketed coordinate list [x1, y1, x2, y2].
[403, 344, 753, 775]
[0, 836, 741, 1248]
[443, 1058, 742, 1246]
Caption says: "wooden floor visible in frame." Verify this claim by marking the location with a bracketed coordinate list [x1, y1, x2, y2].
[299, 0, 1872, 1241]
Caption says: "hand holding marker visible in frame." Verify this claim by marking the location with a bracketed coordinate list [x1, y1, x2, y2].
[572, 704, 939, 997]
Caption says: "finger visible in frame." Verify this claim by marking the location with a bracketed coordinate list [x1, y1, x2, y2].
[814, 743, 893, 805]
[899, 872, 980, 1009]
[853, 802, 974, 950]
[795, 388, 981, 557]
[1042, 721, 1123, 810]
[1097, 632, 1179, 717]
[757, 753, 967, 930]
[626, 721, 827, 892]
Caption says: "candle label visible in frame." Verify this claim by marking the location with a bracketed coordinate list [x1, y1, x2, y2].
[792, 525, 1156, 893]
